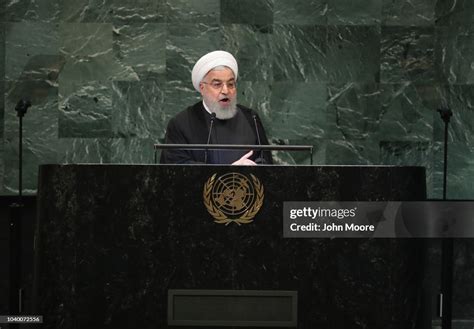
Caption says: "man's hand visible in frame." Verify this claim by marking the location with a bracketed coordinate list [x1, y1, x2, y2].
[232, 150, 257, 166]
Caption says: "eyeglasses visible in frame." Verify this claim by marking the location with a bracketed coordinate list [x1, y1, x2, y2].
[201, 80, 237, 90]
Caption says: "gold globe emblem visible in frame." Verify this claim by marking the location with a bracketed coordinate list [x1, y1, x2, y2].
[203, 172, 264, 225]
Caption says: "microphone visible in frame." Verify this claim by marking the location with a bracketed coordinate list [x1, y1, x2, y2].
[252, 114, 266, 164]
[205, 112, 216, 164]
[15, 99, 32, 118]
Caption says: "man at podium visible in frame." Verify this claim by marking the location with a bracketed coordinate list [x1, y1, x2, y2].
[160, 50, 273, 165]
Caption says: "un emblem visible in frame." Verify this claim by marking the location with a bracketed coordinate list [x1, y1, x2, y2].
[203, 172, 264, 225]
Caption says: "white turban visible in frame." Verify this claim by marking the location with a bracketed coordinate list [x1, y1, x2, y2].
[191, 50, 238, 92]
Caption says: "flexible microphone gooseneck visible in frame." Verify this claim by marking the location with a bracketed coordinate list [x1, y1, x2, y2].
[205, 112, 217, 164]
[252, 114, 265, 164]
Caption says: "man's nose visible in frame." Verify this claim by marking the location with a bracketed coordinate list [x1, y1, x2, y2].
[221, 83, 229, 93]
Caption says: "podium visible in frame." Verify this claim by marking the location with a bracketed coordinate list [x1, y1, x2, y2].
[34, 164, 427, 328]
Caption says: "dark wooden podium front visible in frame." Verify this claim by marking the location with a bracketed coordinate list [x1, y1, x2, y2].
[33, 164, 427, 328]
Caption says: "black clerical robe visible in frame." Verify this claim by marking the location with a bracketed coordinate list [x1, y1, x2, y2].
[160, 101, 273, 164]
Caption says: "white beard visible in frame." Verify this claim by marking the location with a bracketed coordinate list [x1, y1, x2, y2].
[205, 97, 238, 120]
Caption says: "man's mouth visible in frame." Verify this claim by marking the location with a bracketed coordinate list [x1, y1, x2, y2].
[219, 97, 230, 105]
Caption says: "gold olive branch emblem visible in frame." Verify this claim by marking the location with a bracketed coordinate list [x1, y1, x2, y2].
[203, 173, 264, 225]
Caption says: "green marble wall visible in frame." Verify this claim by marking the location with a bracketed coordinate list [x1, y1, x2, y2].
[0, 0, 473, 199]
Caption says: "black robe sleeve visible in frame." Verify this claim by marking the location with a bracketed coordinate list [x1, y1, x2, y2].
[160, 116, 204, 164]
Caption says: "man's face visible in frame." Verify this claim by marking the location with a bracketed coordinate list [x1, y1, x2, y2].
[199, 67, 237, 119]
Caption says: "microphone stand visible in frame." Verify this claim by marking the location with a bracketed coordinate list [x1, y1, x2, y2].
[438, 107, 453, 329]
[252, 115, 265, 164]
[9, 99, 31, 318]
[204, 113, 216, 164]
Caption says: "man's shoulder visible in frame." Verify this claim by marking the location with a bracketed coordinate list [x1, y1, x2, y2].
[236, 104, 257, 117]
[171, 101, 204, 123]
